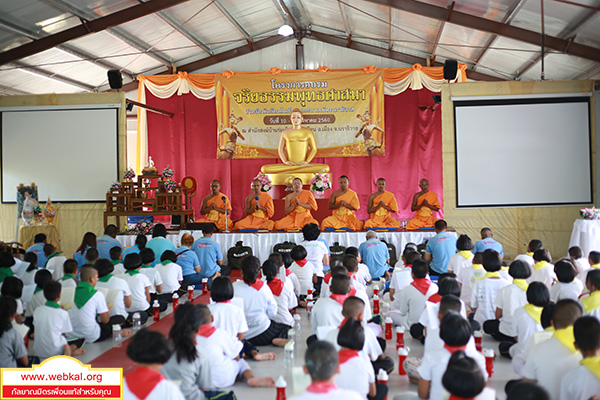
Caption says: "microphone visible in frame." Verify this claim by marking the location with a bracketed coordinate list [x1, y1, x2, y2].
[221, 195, 226, 203]
[255, 196, 259, 210]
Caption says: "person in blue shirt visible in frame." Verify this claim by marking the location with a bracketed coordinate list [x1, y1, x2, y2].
[73, 232, 96, 269]
[176, 233, 201, 282]
[473, 227, 504, 258]
[96, 225, 121, 260]
[27, 234, 47, 270]
[122, 235, 147, 258]
[425, 219, 458, 275]
[145, 224, 176, 266]
[358, 231, 390, 280]
[191, 224, 229, 286]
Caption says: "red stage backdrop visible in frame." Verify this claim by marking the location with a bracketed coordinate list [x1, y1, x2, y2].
[146, 88, 443, 222]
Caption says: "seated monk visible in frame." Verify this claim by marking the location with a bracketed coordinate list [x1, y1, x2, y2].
[260, 109, 329, 177]
[233, 179, 275, 231]
[321, 175, 362, 231]
[195, 180, 233, 231]
[406, 178, 440, 230]
[364, 178, 400, 229]
[274, 178, 319, 231]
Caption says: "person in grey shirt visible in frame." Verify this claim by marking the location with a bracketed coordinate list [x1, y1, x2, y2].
[0, 296, 28, 368]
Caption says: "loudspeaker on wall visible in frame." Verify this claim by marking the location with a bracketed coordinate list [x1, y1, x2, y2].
[107, 70, 123, 89]
[443, 60, 458, 80]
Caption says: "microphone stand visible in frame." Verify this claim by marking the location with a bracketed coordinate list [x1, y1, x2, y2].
[222, 195, 230, 233]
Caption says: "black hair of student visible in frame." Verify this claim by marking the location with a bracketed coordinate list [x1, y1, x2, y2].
[434, 219, 447, 231]
[139, 248, 155, 265]
[262, 259, 279, 283]
[506, 381, 550, 400]
[330, 257, 343, 269]
[281, 252, 293, 269]
[568, 246, 583, 259]
[526, 282, 550, 307]
[1, 276, 23, 299]
[290, 245, 307, 261]
[411, 258, 428, 279]
[438, 272, 457, 284]
[528, 239, 543, 253]
[553, 299, 583, 330]
[126, 328, 172, 364]
[24, 252, 38, 272]
[439, 295, 462, 316]
[34, 269, 53, 289]
[152, 223, 167, 238]
[63, 259, 78, 275]
[330, 273, 351, 295]
[589, 251, 600, 265]
[472, 252, 484, 265]
[75, 232, 97, 255]
[342, 296, 365, 318]
[109, 246, 122, 261]
[0, 296, 17, 338]
[508, 260, 531, 280]
[241, 255, 260, 285]
[440, 311, 472, 347]
[160, 250, 177, 263]
[482, 249, 502, 272]
[304, 340, 339, 381]
[403, 250, 421, 266]
[337, 317, 365, 351]
[43, 243, 55, 257]
[342, 255, 358, 273]
[197, 303, 212, 325]
[85, 248, 99, 261]
[104, 224, 119, 237]
[554, 259, 576, 283]
[202, 224, 215, 235]
[330, 266, 348, 276]
[456, 235, 474, 251]
[344, 246, 359, 258]
[43, 280, 62, 302]
[438, 277, 461, 297]
[0, 251, 16, 268]
[135, 234, 148, 249]
[269, 252, 283, 266]
[124, 253, 143, 270]
[586, 269, 600, 290]
[302, 223, 321, 241]
[442, 350, 485, 398]
[533, 248, 551, 263]
[169, 303, 202, 363]
[210, 277, 234, 302]
[34, 233, 47, 243]
[94, 259, 114, 278]
[540, 304, 555, 330]
[573, 316, 600, 352]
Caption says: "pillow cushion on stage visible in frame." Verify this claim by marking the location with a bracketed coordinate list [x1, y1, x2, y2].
[227, 241, 253, 270]
[273, 241, 296, 254]
[366, 227, 399, 232]
[324, 227, 352, 232]
[239, 229, 269, 233]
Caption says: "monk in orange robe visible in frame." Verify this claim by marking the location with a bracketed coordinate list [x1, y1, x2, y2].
[364, 178, 400, 229]
[274, 177, 319, 231]
[406, 178, 441, 230]
[234, 179, 275, 231]
[195, 180, 233, 231]
[322, 175, 362, 231]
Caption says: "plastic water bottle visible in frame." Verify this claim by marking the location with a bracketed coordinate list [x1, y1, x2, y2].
[293, 314, 302, 338]
[276, 376, 287, 400]
[402, 219, 407, 229]
[153, 300, 160, 322]
[172, 293, 179, 311]
[284, 342, 294, 369]
[306, 293, 313, 315]
[132, 312, 141, 332]
[288, 329, 296, 353]
[113, 325, 122, 347]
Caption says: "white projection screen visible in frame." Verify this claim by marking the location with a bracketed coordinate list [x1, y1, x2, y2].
[454, 96, 592, 207]
[1, 106, 119, 202]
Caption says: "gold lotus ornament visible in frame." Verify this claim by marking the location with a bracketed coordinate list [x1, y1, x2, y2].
[44, 197, 56, 225]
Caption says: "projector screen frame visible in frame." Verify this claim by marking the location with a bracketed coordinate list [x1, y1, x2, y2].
[453, 96, 593, 209]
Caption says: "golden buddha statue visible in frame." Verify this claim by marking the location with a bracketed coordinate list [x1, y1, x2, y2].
[261, 109, 330, 186]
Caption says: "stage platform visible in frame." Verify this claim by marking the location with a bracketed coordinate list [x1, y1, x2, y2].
[117, 230, 451, 263]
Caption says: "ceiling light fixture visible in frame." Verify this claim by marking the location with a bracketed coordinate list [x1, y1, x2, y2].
[278, 24, 294, 37]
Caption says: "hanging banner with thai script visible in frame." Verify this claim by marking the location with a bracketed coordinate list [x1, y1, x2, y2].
[215, 70, 384, 159]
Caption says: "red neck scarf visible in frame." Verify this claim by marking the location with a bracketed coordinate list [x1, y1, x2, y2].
[217, 300, 231, 304]
[444, 344, 466, 354]
[323, 272, 332, 285]
[448, 396, 475, 400]
[126, 367, 164, 400]
[198, 324, 217, 338]
[249, 279, 264, 291]
[411, 277, 431, 295]
[306, 382, 337, 394]
[338, 349, 360, 365]
[338, 317, 349, 329]
[405, 264, 412, 269]
[267, 277, 285, 296]
[348, 272, 357, 280]
[285, 268, 292, 276]
[330, 293, 348, 305]
[296, 259, 308, 267]
[348, 287, 357, 297]
[428, 293, 441, 304]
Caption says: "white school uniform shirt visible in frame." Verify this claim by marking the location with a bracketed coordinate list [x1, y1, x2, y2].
[423, 327, 477, 358]
[196, 327, 248, 388]
[510, 307, 544, 376]
[155, 262, 183, 294]
[232, 280, 277, 339]
[311, 297, 344, 334]
[418, 347, 488, 400]
[560, 364, 600, 400]
[397, 282, 438, 330]
[578, 292, 600, 320]
[290, 387, 362, 400]
[336, 353, 375, 399]
[140, 267, 163, 294]
[208, 301, 248, 339]
[514, 253, 535, 269]
[455, 266, 485, 307]
[120, 272, 151, 312]
[301, 240, 329, 277]
[279, 266, 301, 296]
[68, 291, 108, 343]
[33, 304, 72, 359]
[96, 275, 131, 319]
[418, 299, 467, 332]
[471, 277, 510, 324]
[356, 263, 372, 286]
[60, 277, 77, 289]
[495, 283, 528, 337]
[112, 262, 125, 276]
[389, 267, 413, 306]
[574, 258, 591, 283]
[21, 269, 36, 286]
[123, 375, 185, 400]
[25, 290, 46, 318]
[352, 285, 372, 320]
[523, 336, 583, 400]
[46, 255, 67, 281]
[289, 261, 316, 295]
[527, 263, 556, 289]
[447, 253, 472, 273]
[269, 279, 296, 327]
[319, 323, 382, 362]
[550, 280, 584, 302]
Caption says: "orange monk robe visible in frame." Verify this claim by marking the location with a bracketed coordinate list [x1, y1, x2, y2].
[274, 190, 319, 231]
[406, 191, 441, 230]
[364, 191, 400, 229]
[233, 192, 275, 231]
[195, 194, 234, 231]
[321, 189, 362, 231]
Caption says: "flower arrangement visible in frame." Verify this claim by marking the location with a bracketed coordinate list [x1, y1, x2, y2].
[253, 172, 272, 192]
[162, 165, 174, 179]
[131, 221, 153, 235]
[32, 204, 43, 224]
[310, 170, 331, 192]
[110, 181, 123, 192]
[164, 179, 177, 192]
[124, 168, 136, 180]
[580, 207, 600, 220]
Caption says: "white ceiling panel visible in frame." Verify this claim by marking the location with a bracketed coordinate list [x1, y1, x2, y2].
[475, 36, 541, 79]
[435, 24, 493, 63]
[219, 0, 284, 37]
[519, 53, 599, 81]
[0, 68, 83, 94]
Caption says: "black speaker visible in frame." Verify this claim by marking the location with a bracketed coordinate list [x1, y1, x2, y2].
[107, 70, 123, 89]
[443, 59, 458, 80]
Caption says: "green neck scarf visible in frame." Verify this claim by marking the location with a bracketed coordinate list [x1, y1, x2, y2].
[45, 301, 60, 309]
[0, 268, 14, 283]
[98, 274, 113, 283]
[111, 260, 121, 266]
[141, 264, 153, 269]
[34, 286, 43, 293]
[161, 260, 173, 266]
[43, 251, 63, 268]
[61, 274, 76, 281]
[74, 281, 97, 309]
[125, 269, 140, 276]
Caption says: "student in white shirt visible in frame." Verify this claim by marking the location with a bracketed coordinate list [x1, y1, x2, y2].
[0, 296, 29, 368]
[342, 256, 372, 318]
[579, 269, 600, 320]
[121, 253, 152, 324]
[1, 276, 25, 325]
[33, 281, 85, 359]
[311, 273, 350, 334]
[43, 243, 67, 281]
[471, 249, 510, 326]
[109, 246, 125, 276]
[419, 275, 467, 335]
[24, 269, 53, 333]
[156, 251, 183, 296]
[447, 234, 474, 275]
[59, 259, 79, 288]
[139, 248, 164, 296]
[20, 252, 38, 286]
[456, 251, 485, 308]
[263, 259, 296, 328]
[514, 239, 543, 271]
[289, 340, 362, 400]
[345, 247, 372, 287]
[550, 259, 583, 302]
[559, 316, 600, 400]
[301, 223, 330, 294]
[95, 258, 131, 325]
[270, 252, 301, 298]
[442, 350, 496, 400]
[570, 246, 591, 283]
[389, 249, 420, 304]
[319, 258, 344, 299]
[528, 248, 556, 289]
[290, 245, 317, 297]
